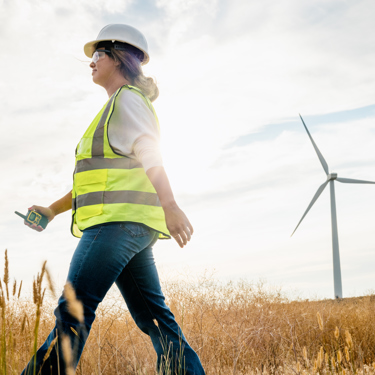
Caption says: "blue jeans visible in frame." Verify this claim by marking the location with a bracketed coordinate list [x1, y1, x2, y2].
[21, 222, 205, 375]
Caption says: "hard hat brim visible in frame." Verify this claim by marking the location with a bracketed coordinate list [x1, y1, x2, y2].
[84, 39, 150, 65]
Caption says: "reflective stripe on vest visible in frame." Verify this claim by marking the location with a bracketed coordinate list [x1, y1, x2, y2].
[74, 157, 141, 173]
[71, 85, 170, 239]
[73, 190, 161, 209]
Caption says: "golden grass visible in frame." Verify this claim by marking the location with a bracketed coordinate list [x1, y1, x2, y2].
[1, 249, 375, 375]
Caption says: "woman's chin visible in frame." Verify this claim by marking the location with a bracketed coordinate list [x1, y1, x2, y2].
[92, 76, 101, 85]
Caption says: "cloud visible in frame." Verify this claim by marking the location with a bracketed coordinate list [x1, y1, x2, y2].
[149, 0, 375, 187]
[155, 0, 219, 44]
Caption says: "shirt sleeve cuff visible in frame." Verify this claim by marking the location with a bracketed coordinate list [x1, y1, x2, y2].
[133, 136, 164, 172]
[141, 153, 164, 172]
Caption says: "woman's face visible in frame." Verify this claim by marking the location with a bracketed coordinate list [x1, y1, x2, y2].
[90, 48, 119, 87]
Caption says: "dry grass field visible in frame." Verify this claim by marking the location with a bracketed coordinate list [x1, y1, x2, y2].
[1, 249, 375, 375]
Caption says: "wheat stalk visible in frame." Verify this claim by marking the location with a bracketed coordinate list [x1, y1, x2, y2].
[3, 249, 9, 301]
[63, 282, 84, 323]
[317, 312, 323, 331]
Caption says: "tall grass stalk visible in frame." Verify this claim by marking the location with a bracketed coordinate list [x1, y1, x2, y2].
[31, 261, 46, 375]
[1, 283, 6, 375]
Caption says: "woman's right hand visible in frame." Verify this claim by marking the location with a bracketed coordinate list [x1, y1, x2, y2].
[25, 205, 55, 232]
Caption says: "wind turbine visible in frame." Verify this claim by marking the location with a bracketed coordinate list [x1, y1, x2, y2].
[292, 115, 375, 299]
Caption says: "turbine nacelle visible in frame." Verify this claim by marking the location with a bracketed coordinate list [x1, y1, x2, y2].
[327, 173, 337, 181]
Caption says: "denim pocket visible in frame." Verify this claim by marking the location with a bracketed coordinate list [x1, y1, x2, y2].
[120, 222, 150, 238]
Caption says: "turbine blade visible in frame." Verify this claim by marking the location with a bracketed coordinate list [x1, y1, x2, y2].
[291, 180, 329, 237]
[299, 114, 329, 175]
[336, 177, 375, 184]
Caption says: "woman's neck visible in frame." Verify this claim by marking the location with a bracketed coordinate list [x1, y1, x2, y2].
[105, 75, 131, 97]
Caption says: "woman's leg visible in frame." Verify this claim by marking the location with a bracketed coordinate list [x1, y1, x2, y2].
[21, 222, 156, 375]
[116, 242, 205, 375]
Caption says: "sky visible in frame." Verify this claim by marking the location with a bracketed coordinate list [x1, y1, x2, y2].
[0, 0, 375, 300]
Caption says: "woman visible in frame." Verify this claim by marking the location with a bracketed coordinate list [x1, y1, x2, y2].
[21, 24, 205, 375]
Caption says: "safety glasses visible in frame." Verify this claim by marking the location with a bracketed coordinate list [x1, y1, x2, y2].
[92, 49, 112, 64]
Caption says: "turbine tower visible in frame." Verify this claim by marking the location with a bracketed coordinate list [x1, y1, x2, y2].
[292, 115, 375, 299]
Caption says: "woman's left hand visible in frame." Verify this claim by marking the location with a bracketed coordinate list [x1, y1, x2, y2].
[163, 204, 194, 248]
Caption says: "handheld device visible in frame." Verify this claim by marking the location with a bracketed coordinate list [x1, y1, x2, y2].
[15, 210, 48, 229]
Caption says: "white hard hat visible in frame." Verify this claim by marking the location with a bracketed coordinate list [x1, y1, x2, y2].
[84, 24, 150, 65]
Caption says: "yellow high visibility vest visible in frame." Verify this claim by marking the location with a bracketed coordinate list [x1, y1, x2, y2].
[71, 85, 171, 239]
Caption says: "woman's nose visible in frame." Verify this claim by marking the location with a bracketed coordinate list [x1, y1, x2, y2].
[90, 61, 95, 68]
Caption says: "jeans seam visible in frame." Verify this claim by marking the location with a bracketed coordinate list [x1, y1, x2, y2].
[93, 226, 103, 241]
[73, 227, 102, 285]
[128, 268, 165, 335]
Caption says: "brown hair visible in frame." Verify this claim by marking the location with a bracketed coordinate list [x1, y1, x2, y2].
[110, 47, 159, 102]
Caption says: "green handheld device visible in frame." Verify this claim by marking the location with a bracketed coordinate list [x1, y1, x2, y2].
[15, 210, 49, 229]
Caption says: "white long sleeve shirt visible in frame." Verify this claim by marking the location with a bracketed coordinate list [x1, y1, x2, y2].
[108, 89, 163, 172]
